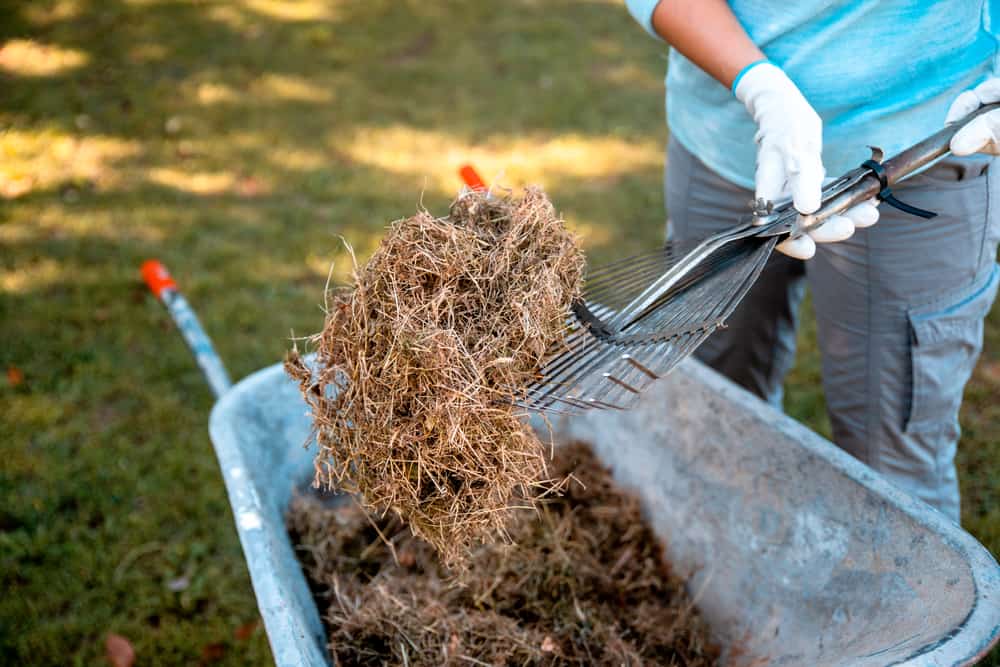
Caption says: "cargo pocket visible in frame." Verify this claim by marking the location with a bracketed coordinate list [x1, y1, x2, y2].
[905, 264, 1000, 435]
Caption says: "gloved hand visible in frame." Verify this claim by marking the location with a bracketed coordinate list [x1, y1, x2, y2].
[946, 77, 1000, 155]
[735, 61, 879, 259]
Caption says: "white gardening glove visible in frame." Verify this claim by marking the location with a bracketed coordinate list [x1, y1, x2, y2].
[946, 77, 1000, 155]
[735, 62, 879, 259]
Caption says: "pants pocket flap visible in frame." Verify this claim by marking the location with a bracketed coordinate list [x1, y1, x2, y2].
[910, 264, 1000, 347]
[905, 264, 999, 435]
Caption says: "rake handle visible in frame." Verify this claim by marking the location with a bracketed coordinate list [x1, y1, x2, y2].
[798, 102, 1000, 232]
[882, 102, 1000, 184]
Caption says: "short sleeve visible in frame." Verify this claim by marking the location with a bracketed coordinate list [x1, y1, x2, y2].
[625, 0, 666, 41]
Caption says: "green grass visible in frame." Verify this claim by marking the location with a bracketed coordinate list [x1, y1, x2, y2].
[1, 1, 996, 664]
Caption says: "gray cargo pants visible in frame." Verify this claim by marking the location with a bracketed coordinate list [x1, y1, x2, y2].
[666, 137, 1000, 522]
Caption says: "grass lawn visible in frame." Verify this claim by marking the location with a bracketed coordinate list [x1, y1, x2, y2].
[2, 1, 997, 664]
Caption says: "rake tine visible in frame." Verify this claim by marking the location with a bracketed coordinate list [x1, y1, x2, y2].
[602, 372, 640, 394]
[583, 238, 703, 279]
[582, 246, 669, 278]
[542, 328, 614, 377]
[534, 260, 754, 413]
[583, 251, 676, 291]
[582, 240, 758, 325]
[586, 342, 673, 407]
[585, 398, 627, 410]
[526, 228, 775, 414]
[551, 395, 595, 411]
[552, 346, 652, 402]
[581, 243, 699, 283]
[532, 343, 607, 399]
[513, 400, 577, 417]
[523, 391, 588, 413]
[533, 306, 677, 410]
[585, 261, 675, 302]
[530, 329, 703, 413]
[613, 238, 767, 334]
[584, 248, 669, 280]
[528, 343, 616, 409]
[623, 353, 659, 379]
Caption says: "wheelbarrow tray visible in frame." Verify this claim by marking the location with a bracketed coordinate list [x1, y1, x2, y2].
[208, 359, 1000, 666]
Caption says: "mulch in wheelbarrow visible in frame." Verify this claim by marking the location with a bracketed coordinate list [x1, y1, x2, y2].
[286, 187, 586, 569]
[287, 441, 720, 666]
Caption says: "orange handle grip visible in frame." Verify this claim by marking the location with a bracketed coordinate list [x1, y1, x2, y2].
[141, 259, 177, 299]
[458, 164, 486, 191]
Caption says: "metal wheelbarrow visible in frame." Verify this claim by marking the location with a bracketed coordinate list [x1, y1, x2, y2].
[144, 260, 1000, 666]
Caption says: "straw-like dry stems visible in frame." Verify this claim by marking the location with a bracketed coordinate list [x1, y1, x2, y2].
[287, 442, 720, 666]
[287, 188, 585, 567]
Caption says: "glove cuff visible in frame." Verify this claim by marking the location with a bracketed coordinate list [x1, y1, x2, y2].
[730, 59, 770, 94]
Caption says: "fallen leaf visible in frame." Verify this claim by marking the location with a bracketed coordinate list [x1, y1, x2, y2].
[233, 619, 258, 641]
[7, 366, 23, 387]
[105, 633, 135, 667]
[200, 642, 226, 664]
[235, 176, 265, 198]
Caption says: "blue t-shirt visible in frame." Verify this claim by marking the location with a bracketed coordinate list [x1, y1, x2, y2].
[626, 0, 999, 188]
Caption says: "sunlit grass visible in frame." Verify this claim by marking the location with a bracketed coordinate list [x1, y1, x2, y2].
[147, 167, 241, 195]
[0, 38, 89, 76]
[244, 0, 338, 22]
[0, 129, 141, 197]
[341, 126, 661, 186]
[0, 257, 66, 294]
[253, 73, 333, 102]
[21, 0, 83, 25]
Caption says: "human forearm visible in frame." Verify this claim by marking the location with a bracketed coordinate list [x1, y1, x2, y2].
[636, 0, 879, 257]
[649, 0, 764, 89]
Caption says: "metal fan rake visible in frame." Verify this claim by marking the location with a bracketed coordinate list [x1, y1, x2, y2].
[518, 226, 778, 413]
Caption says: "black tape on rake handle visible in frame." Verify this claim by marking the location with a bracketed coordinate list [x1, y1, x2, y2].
[860, 158, 938, 219]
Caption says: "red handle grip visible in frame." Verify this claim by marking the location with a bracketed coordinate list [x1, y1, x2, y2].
[141, 259, 177, 299]
[458, 164, 486, 191]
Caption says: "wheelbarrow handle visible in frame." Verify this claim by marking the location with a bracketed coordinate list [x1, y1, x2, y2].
[459, 164, 487, 191]
[141, 260, 232, 399]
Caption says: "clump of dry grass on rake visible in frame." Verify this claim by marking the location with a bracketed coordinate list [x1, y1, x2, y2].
[286, 187, 585, 567]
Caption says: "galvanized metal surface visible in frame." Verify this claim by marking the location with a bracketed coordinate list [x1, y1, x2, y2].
[208, 359, 1000, 666]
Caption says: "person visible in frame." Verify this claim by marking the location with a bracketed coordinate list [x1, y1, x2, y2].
[624, 0, 1000, 522]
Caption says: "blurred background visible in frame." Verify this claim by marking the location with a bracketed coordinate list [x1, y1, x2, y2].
[2, 1, 997, 664]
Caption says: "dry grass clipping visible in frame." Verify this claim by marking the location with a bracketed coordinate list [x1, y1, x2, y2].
[288, 442, 720, 666]
[286, 188, 585, 567]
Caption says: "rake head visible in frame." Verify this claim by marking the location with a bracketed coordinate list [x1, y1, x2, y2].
[519, 232, 778, 414]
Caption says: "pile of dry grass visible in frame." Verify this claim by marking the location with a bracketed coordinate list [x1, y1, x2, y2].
[286, 188, 585, 567]
[288, 442, 720, 666]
